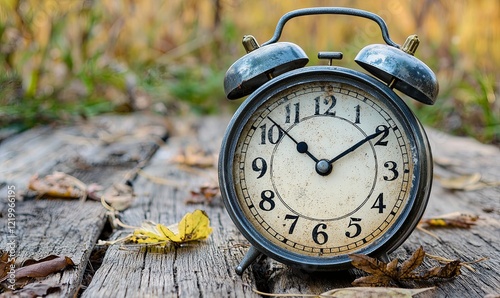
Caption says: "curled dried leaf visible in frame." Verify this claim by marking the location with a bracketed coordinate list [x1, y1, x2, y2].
[98, 209, 213, 248]
[351, 274, 393, 287]
[101, 183, 135, 211]
[419, 260, 461, 279]
[399, 246, 425, 278]
[28, 172, 87, 199]
[436, 173, 500, 191]
[173, 146, 215, 168]
[0, 250, 14, 281]
[12, 282, 61, 297]
[321, 286, 435, 297]
[252, 286, 435, 297]
[16, 256, 75, 280]
[349, 254, 390, 276]
[186, 184, 220, 204]
[419, 212, 478, 229]
[350, 246, 463, 287]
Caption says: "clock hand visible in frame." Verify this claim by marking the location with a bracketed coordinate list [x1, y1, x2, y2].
[328, 126, 389, 165]
[267, 117, 320, 163]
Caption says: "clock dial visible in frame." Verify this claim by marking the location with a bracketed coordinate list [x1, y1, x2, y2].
[232, 79, 415, 258]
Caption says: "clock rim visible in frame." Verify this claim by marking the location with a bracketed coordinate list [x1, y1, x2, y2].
[218, 66, 433, 271]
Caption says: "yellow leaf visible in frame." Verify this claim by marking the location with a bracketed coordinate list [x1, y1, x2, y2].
[129, 210, 213, 246]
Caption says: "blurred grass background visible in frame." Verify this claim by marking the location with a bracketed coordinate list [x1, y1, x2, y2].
[0, 0, 498, 143]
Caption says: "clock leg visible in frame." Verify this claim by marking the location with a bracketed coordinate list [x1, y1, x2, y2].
[235, 246, 262, 275]
[379, 252, 390, 263]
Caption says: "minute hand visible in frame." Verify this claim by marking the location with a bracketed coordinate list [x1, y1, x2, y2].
[328, 127, 388, 165]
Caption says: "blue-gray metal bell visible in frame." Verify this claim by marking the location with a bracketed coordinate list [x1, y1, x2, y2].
[355, 36, 438, 105]
[224, 39, 309, 100]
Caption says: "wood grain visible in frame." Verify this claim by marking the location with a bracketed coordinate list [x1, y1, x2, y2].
[0, 113, 168, 297]
[83, 116, 258, 297]
[2, 115, 498, 297]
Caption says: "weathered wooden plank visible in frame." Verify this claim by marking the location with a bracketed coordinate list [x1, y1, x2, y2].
[0, 113, 168, 297]
[83, 116, 259, 297]
[256, 128, 500, 297]
[5, 114, 498, 297]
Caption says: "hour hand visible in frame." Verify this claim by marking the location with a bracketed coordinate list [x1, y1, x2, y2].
[267, 117, 319, 163]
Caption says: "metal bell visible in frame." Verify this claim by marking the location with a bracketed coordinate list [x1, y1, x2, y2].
[224, 36, 309, 99]
[355, 35, 438, 105]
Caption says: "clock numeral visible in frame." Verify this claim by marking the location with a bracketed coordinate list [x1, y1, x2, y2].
[374, 125, 389, 146]
[314, 95, 336, 116]
[260, 123, 283, 145]
[284, 214, 299, 234]
[312, 223, 328, 245]
[354, 104, 361, 124]
[383, 161, 399, 181]
[259, 190, 275, 211]
[285, 102, 300, 124]
[371, 193, 386, 213]
[345, 217, 362, 238]
[252, 157, 267, 178]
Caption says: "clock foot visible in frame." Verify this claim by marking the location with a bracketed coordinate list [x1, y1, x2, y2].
[235, 246, 262, 275]
[379, 252, 390, 263]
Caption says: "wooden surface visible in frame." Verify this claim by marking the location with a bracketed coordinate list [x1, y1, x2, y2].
[1, 113, 499, 297]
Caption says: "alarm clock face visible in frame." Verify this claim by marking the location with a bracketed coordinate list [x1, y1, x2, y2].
[220, 67, 431, 269]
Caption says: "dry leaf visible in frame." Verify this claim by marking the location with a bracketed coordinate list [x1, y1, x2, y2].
[350, 246, 462, 287]
[320, 286, 435, 297]
[418, 260, 461, 279]
[436, 173, 500, 191]
[252, 286, 434, 297]
[100, 183, 135, 211]
[16, 255, 75, 280]
[419, 212, 478, 229]
[398, 246, 425, 278]
[425, 253, 487, 272]
[173, 146, 215, 168]
[11, 282, 61, 297]
[28, 172, 87, 199]
[98, 209, 213, 248]
[0, 251, 14, 282]
[186, 184, 220, 204]
[0, 255, 75, 291]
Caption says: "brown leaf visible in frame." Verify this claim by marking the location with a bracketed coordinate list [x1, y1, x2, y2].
[386, 258, 399, 273]
[351, 274, 393, 287]
[419, 212, 478, 229]
[12, 282, 61, 297]
[349, 254, 390, 276]
[173, 146, 215, 168]
[351, 247, 462, 287]
[399, 246, 425, 278]
[436, 173, 481, 190]
[419, 260, 461, 279]
[436, 173, 500, 191]
[0, 250, 14, 281]
[16, 255, 75, 280]
[28, 172, 87, 199]
[321, 286, 435, 297]
[185, 184, 220, 204]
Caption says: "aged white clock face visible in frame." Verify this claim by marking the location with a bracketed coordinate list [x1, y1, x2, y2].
[232, 80, 416, 257]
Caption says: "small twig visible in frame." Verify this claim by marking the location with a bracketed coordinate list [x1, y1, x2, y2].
[416, 225, 441, 240]
[137, 169, 187, 187]
[425, 253, 488, 272]
[252, 288, 317, 297]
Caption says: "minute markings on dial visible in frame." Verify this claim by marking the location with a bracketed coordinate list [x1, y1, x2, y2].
[266, 116, 320, 163]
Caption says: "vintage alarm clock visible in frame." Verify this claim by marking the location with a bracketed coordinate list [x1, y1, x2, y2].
[219, 7, 438, 275]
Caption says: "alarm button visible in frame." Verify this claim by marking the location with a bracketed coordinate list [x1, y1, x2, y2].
[318, 52, 343, 65]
